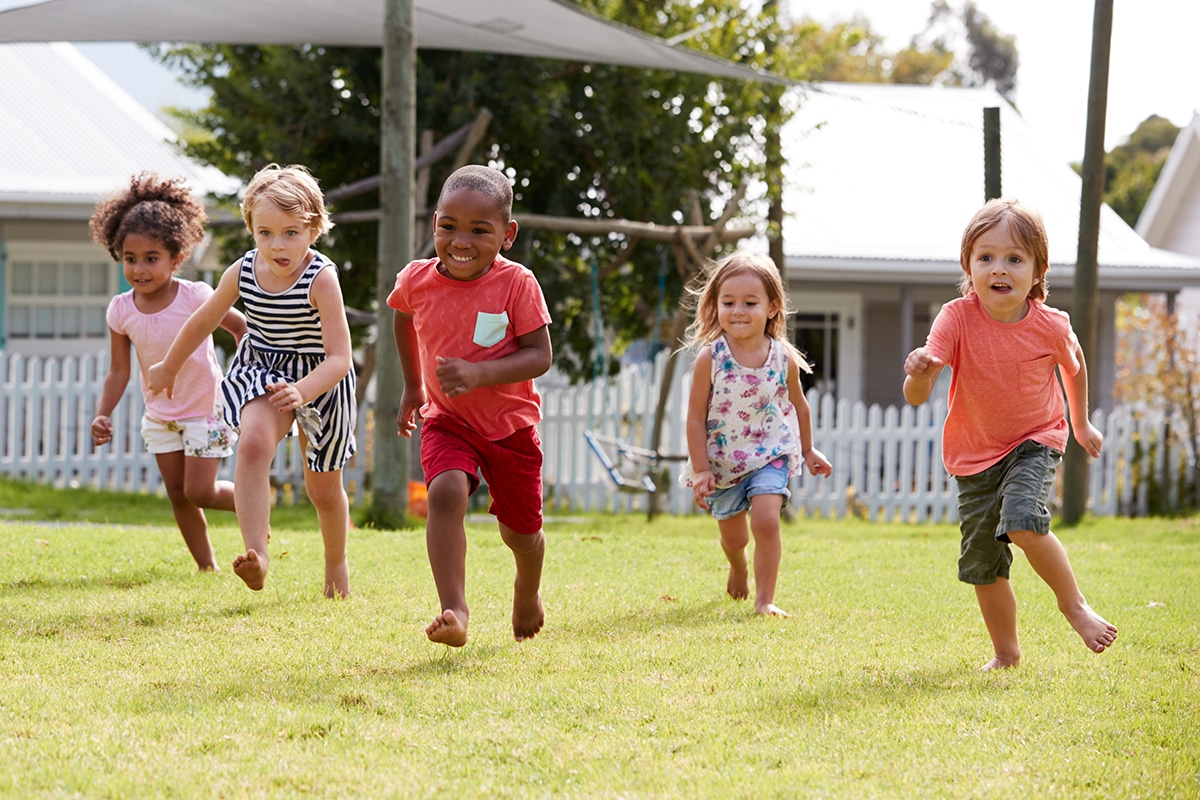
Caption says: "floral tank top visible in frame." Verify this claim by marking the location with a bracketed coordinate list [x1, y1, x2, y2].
[683, 336, 803, 489]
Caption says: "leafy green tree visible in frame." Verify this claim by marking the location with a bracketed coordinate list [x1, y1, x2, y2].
[154, 43, 385, 328]
[1097, 115, 1180, 227]
[155, 1, 855, 382]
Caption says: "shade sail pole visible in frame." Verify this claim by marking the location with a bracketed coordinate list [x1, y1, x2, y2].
[369, 0, 416, 525]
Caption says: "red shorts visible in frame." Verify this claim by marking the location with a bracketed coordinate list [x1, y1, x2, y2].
[419, 414, 544, 535]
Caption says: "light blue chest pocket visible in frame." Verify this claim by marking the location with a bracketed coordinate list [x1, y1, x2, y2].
[474, 310, 509, 348]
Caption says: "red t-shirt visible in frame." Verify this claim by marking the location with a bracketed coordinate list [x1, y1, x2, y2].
[925, 294, 1080, 476]
[386, 256, 551, 441]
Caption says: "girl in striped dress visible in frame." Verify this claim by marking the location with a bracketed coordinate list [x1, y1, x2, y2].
[148, 164, 356, 598]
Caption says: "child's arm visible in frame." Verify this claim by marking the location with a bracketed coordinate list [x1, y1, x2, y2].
[393, 310, 424, 439]
[266, 266, 353, 412]
[787, 355, 832, 478]
[1062, 341, 1103, 458]
[220, 307, 248, 345]
[147, 263, 240, 398]
[433, 325, 553, 398]
[685, 349, 717, 510]
[903, 346, 944, 406]
[91, 328, 132, 447]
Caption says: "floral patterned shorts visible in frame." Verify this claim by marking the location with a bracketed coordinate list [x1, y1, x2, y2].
[141, 413, 237, 458]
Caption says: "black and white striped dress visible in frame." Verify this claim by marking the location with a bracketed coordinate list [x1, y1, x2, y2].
[222, 249, 357, 473]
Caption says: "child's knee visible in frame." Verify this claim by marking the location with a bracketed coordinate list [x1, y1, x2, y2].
[183, 485, 217, 508]
[500, 525, 543, 553]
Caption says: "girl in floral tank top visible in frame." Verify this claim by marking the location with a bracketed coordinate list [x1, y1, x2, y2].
[683, 253, 832, 616]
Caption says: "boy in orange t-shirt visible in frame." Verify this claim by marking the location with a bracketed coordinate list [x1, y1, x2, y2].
[387, 165, 552, 648]
[903, 198, 1117, 671]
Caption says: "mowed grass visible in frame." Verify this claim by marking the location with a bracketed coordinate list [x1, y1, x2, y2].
[0, 480, 1197, 799]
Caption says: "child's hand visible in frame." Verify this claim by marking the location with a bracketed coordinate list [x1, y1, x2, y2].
[266, 381, 304, 413]
[904, 347, 942, 378]
[435, 356, 480, 398]
[397, 385, 425, 439]
[146, 361, 175, 399]
[803, 447, 833, 478]
[1076, 422, 1104, 459]
[691, 470, 716, 511]
[91, 415, 112, 447]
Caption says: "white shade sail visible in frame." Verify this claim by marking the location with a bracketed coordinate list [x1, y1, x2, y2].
[0, 0, 788, 84]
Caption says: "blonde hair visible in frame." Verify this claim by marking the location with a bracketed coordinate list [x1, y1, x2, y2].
[958, 197, 1049, 300]
[241, 164, 333, 239]
[682, 252, 811, 372]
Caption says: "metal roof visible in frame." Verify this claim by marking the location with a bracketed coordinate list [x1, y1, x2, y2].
[780, 82, 1200, 287]
[0, 42, 238, 217]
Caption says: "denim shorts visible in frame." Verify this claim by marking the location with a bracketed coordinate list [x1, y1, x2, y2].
[954, 440, 1061, 585]
[708, 458, 791, 521]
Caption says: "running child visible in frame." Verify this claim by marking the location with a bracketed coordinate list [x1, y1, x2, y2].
[387, 164, 552, 647]
[903, 197, 1117, 670]
[148, 164, 356, 598]
[682, 252, 832, 617]
[90, 172, 246, 571]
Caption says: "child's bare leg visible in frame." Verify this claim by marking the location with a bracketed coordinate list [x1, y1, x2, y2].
[304, 465, 350, 599]
[424, 470, 471, 646]
[975, 578, 1020, 670]
[749, 495, 787, 616]
[500, 523, 545, 641]
[1008, 529, 1117, 652]
[156, 451, 218, 570]
[182, 455, 236, 513]
[230, 399, 288, 590]
[716, 513, 751, 600]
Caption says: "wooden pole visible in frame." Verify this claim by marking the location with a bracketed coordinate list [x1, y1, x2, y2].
[1062, 0, 1112, 526]
[368, 0, 416, 527]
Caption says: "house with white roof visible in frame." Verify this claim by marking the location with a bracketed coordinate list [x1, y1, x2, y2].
[1135, 111, 1200, 328]
[0, 42, 237, 359]
[778, 82, 1200, 411]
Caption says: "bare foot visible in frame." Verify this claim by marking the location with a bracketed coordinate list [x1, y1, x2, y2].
[324, 559, 349, 599]
[980, 655, 1020, 671]
[231, 549, 268, 591]
[426, 609, 468, 647]
[1065, 602, 1118, 653]
[198, 562, 220, 573]
[755, 603, 789, 617]
[726, 562, 750, 601]
[513, 591, 545, 641]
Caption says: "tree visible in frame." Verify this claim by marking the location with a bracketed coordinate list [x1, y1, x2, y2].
[156, 1, 858, 383]
[1114, 294, 1200, 512]
[793, 2, 1014, 93]
[1098, 115, 1179, 227]
[154, 43, 385, 327]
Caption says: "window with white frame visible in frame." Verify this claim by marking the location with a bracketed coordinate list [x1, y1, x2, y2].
[7, 257, 115, 341]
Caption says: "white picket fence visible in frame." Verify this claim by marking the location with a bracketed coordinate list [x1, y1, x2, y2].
[1, 350, 1194, 520]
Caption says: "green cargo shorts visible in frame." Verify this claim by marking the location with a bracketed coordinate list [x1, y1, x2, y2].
[954, 440, 1062, 585]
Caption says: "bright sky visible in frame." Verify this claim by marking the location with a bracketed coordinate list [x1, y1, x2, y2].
[78, 0, 1199, 167]
[793, 0, 1200, 164]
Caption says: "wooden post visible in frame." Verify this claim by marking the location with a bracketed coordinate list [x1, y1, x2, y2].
[368, 0, 416, 527]
[1062, 0, 1113, 526]
[984, 106, 1001, 201]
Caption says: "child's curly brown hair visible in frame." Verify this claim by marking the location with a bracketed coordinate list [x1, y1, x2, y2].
[89, 172, 207, 262]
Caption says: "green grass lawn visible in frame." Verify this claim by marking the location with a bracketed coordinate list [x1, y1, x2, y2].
[0, 479, 1197, 798]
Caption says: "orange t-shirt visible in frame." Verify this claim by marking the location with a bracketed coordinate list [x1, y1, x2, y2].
[386, 255, 551, 441]
[925, 294, 1080, 477]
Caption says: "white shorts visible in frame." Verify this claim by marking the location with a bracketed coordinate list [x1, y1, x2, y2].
[141, 413, 237, 458]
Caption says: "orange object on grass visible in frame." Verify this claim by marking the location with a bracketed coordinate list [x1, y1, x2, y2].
[408, 480, 428, 518]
